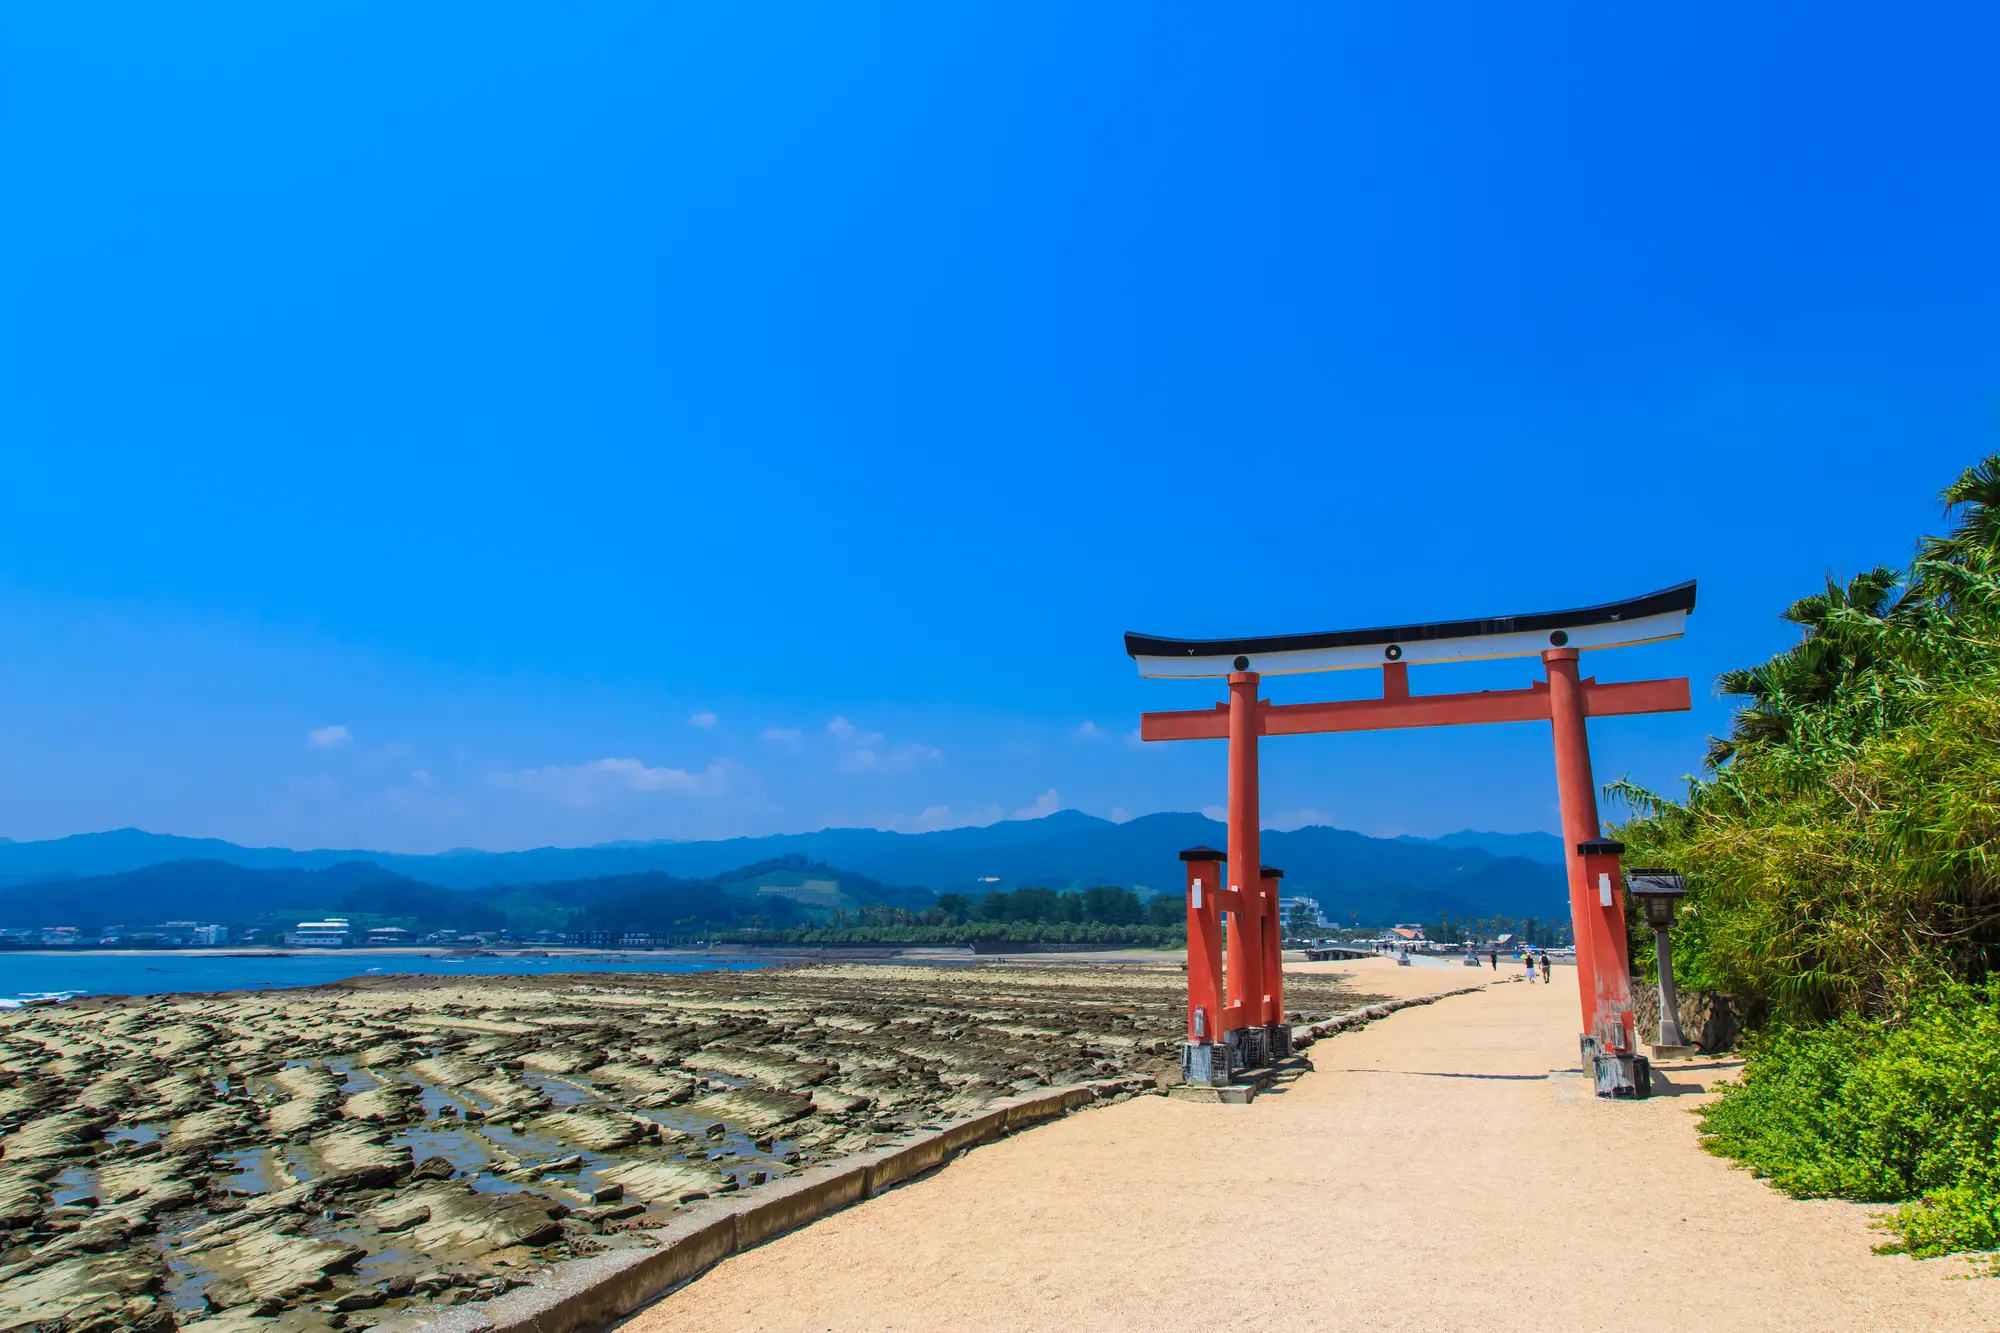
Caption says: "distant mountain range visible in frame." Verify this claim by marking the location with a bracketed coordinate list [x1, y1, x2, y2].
[1411, 829, 1566, 863]
[0, 814, 1569, 929]
[0, 855, 925, 936]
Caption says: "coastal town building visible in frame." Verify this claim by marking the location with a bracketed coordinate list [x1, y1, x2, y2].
[160, 920, 229, 945]
[288, 918, 351, 947]
[1278, 895, 1324, 926]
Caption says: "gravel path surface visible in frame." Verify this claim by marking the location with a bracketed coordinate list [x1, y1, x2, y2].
[625, 957, 2000, 1332]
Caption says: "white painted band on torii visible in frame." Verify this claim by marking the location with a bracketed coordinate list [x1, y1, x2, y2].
[1130, 608, 1688, 679]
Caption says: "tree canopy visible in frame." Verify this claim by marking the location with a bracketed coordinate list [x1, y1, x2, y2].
[1615, 455, 2000, 1023]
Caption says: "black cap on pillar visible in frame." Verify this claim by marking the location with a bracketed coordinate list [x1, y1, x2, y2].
[1179, 846, 1225, 862]
[1576, 838, 1625, 857]
[1259, 866, 1284, 879]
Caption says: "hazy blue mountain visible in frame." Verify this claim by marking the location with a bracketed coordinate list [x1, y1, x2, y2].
[1414, 829, 1566, 865]
[0, 811, 1570, 927]
[0, 830, 387, 886]
[0, 860, 414, 928]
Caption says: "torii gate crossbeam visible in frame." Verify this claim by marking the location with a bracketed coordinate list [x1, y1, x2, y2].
[1128, 581, 1697, 1099]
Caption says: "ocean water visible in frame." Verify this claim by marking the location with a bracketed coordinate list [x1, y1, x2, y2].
[0, 950, 770, 1002]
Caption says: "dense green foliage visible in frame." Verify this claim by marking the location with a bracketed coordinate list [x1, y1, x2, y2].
[1616, 458, 2000, 1021]
[1696, 982, 2000, 1257]
[1429, 912, 1572, 948]
[1613, 456, 2000, 1259]
[933, 885, 1177, 928]
[699, 920, 1184, 948]
[593, 883, 1187, 946]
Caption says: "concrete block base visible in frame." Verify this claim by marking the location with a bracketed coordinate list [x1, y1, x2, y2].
[1582, 1036, 1651, 1099]
[1225, 1025, 1269, 1072]
[1167, 1081, 1258, 1105]
[1168, 1054, 1312, 1105]
[1180, 1041, 1232, 1087]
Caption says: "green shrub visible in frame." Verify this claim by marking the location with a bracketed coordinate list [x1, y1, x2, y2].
[693, 921, 1185, 948]
[1698, 981, 2000, 1256]
[1612, 457, 2000, 1026]
[1608, 456, 2000, 1261]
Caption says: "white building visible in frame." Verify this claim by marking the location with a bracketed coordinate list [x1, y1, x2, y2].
[289, 918, 350, 948]
[191, 924, 228, 946]
[1278, 895, 1325, 926]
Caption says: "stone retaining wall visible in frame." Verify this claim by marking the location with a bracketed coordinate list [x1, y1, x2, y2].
[1628, 984, 1742, 1053]
[420, 981, 1494, 1333]
[417, 1079, 1146, 1333]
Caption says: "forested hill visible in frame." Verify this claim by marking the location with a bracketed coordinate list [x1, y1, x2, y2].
[0, 855, 926, 936]
[0, 813, 1567, 927]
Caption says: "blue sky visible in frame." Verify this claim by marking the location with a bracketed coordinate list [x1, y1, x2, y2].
[2, 3, 1996, 853]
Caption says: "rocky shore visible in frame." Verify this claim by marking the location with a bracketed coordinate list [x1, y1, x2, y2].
[0, 961, 1379, 1333]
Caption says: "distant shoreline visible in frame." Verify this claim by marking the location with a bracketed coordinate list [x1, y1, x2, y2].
[0, 944, 656, 958]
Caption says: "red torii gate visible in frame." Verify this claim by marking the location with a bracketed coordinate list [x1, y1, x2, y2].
[1126, 582, 1696, 1098]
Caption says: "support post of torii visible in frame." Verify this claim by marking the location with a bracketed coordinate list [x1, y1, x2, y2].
[1178, 847, 1228, 1085]
[1548, 648, 1644, 1076]
[1224, 670, 1264, 1069]
[1259, 864, 1289, 1059]
[1128, 582, 1697, 1099]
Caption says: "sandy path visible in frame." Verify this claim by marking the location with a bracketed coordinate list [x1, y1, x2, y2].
[624, 957, 2000, 1332]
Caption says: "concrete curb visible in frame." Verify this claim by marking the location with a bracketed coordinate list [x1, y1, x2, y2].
[415, 1077, 1148, 1333]
[1288, 979, 1499, 1050]
[416, 984, 1495, 1333]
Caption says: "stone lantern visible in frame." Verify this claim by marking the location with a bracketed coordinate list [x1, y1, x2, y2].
[1627, 869, 1693, 1055]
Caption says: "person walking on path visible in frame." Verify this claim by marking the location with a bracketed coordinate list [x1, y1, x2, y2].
[1523, 951, 1536, 982]
[1488, 950, 1497, 970]
[1539, 952, 1551, 984]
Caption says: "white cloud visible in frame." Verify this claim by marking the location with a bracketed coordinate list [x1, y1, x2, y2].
[885, 803, 1004, 833]
[761, 727, 802, 743]
[688, 710, 719, 728]
[1074, 721, 1106, 740]
[1014, 788, 1061, 821]
[1201, 805, 1227, 822]
[1267, 808, 1336, 832]
[821, 715, 933, 772]
[1124, 728, 1146, 747]
[1110, 807, 1130, 823]
[497, 757, 730, 808]
[841, 742, 943, 774]
[369, 769, 473, 825]
[307, 724, 352, 749]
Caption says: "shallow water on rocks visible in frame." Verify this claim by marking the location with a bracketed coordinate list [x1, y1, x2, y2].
[0, 962, 1380, 1332]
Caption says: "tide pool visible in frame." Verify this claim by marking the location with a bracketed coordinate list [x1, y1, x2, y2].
[0, 949, 768, 1001]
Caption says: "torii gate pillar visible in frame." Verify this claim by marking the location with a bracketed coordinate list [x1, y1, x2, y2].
[1223, 670, 1264, 1066]
[1546, 648, 1644, 1094]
